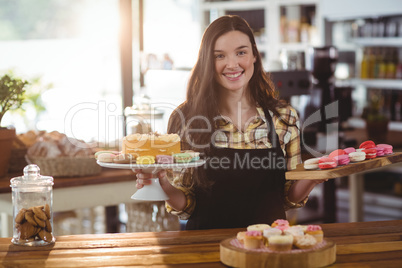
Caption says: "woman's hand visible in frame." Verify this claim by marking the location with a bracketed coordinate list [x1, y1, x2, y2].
[134, 169, 167, 189]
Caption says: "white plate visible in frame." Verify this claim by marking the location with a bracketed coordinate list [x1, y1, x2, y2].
[97, 159, 206, 170]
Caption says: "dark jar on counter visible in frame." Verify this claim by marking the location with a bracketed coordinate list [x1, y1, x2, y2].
[10, 164, 55, 246]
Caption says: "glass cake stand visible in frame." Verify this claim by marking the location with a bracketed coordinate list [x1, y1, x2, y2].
[97, 160, 206, 201]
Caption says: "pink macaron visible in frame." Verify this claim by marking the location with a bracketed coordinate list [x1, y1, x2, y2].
[373, 147, 385, 157]
[318, 157, 337, 169]
[343, 147, 356, 154]
[334, 154, 350, 166]
[328, 149, 346, 158]
[376, 144, 393, 155]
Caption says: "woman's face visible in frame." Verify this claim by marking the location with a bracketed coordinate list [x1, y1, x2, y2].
[213, 30, 256, 93]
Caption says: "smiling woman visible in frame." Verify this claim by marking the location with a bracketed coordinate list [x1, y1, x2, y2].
[0, 0, 122, 144]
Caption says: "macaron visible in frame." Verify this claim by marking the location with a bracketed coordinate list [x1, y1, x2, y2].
[363, 148, 377, 159]
[328, 149, 346, 158]
[359, 140, 376, 149]
[373, 147, 385, 157]
[97, 153, 117, 163]
[334, 154, 350, 166]
[95, 151, 119, 160]
[376, 144, 393, 155]
[136, 156, 155, 165]
[303, 157, 320, 170]
[343, 147, 356, 155]
[184, 150, 200, 161]
[156, 155, 174, 164]
[349, 151, 366, 162]
[173, 153, 193, 163]
[318, 157, 337, 169]
[113, 153, 134, 164]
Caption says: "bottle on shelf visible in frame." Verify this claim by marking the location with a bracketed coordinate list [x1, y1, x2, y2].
[385, 48, 397, 79]
[377, 47, 387, 79]
[360, 47, 369, 79]
[396, 47, 402, 79]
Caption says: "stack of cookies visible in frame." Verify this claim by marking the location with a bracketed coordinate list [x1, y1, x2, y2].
[15, 204, 53, 243]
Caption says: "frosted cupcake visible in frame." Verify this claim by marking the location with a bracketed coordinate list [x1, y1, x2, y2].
[294, 234, 318, 249]
[284, 225, 304, 237]
[244, 231, 263, 249]
[268, 234, 294, 251]
[305, 225, 324, 243]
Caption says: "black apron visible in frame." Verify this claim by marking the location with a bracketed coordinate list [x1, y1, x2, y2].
[186, 108, 287, 230]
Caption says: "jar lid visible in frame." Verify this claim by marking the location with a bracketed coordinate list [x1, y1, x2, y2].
[10, 164, 54, 188]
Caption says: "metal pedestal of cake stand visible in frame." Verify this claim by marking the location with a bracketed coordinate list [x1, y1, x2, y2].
[97, 160, 206, 201]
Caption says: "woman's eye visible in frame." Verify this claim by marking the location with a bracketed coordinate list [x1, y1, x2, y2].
[215, 54, 224, 59]
[237, 51, 246, 56]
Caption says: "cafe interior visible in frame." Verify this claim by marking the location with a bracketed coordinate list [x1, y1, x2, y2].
[1, 0, 402, 240]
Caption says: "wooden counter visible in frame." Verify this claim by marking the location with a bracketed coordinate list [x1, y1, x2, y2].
[0, 220, 401, 267]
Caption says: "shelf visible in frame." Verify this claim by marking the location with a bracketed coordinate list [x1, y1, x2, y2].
[352, 37, 402, 47]
[335, 78, 402, 90]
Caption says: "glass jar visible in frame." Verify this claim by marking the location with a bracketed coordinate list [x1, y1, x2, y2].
[10, 164, 55, 246]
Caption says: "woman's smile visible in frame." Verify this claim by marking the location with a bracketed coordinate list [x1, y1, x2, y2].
[223, 71, 244, 80]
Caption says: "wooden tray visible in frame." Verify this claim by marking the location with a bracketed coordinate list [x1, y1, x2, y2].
[286, 152, 402, 180]
[220, 238, 336, 268]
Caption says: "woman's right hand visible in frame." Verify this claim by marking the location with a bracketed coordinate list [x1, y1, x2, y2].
[134, 169, 167, 189]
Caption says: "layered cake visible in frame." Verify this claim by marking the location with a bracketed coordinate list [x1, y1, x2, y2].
[121, 133, 181, 159]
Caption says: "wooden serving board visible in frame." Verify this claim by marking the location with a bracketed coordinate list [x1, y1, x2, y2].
[286, 152, 402, 180]
[220, 238, 336, 268]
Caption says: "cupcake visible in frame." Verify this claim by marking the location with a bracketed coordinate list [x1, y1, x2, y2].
[305, 225, 324, 243]
[284, 225, 304, 237]
[244, 231, 263, 249]
[236, 231, 246, 243]
[294, 234, 318, 249]
[271, 219, 289, 228]
[268, 234, 293, 251]
[247, 224, 271, 232]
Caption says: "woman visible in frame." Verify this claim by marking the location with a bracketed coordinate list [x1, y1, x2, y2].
[136, 15, 325, 230]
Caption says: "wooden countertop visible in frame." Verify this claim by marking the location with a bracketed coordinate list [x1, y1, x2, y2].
[0, 169, 134, 194]
[0, 220, 401, 267]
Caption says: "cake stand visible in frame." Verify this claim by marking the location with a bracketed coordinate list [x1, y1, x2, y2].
[97, 160, 206, 201]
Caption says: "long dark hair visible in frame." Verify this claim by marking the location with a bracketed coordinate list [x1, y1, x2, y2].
[169, 15, 282, 149]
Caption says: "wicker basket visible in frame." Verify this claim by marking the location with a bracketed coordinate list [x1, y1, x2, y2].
[26, 156, 102, 177]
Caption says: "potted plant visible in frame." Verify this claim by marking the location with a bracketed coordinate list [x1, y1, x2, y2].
[0, 73, 28, 177]
[362, 91, 389, 143]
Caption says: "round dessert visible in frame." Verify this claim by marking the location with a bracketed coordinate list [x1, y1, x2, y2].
[359, 140, 375, 149]
[271, 219, 289, 228]
[173, 153, 193, 163]
[263, 227, 282, 239]
[236, 231, 246, 243]
[305, 225, 323, 243]
[97, 152, 117, 163]
[244, 231, 263, 249]
[113, 153, 133, 164]
[268, 234, 294, 251]
[247, 224, 271, 232]
[377, 144, 393, 155]
[349, 151, 366, 162]
[373, 147, 385, 157]
[284, 226, 304, 237]
[136, 155, 156, 165]
[156, 155, 173, 164]
[363, 148, 377, 159]
[328, 149, 346, 158]
[334, 154, 350, 166]
[343, 147, 356, 154]
[294, 234, 318, 249]
[122, 133, 181, 158]
[303, 157, 320, 170]
[318, 157, 337, 169]
[184, 150, 200, 161]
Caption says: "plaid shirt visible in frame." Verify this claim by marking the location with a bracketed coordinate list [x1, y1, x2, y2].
[166, 106, 307, 220]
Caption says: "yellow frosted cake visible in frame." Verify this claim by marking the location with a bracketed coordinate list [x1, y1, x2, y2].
[121, 133, 181, 159]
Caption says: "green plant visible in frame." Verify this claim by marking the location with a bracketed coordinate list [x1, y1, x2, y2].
[0, 74, 29, 127]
